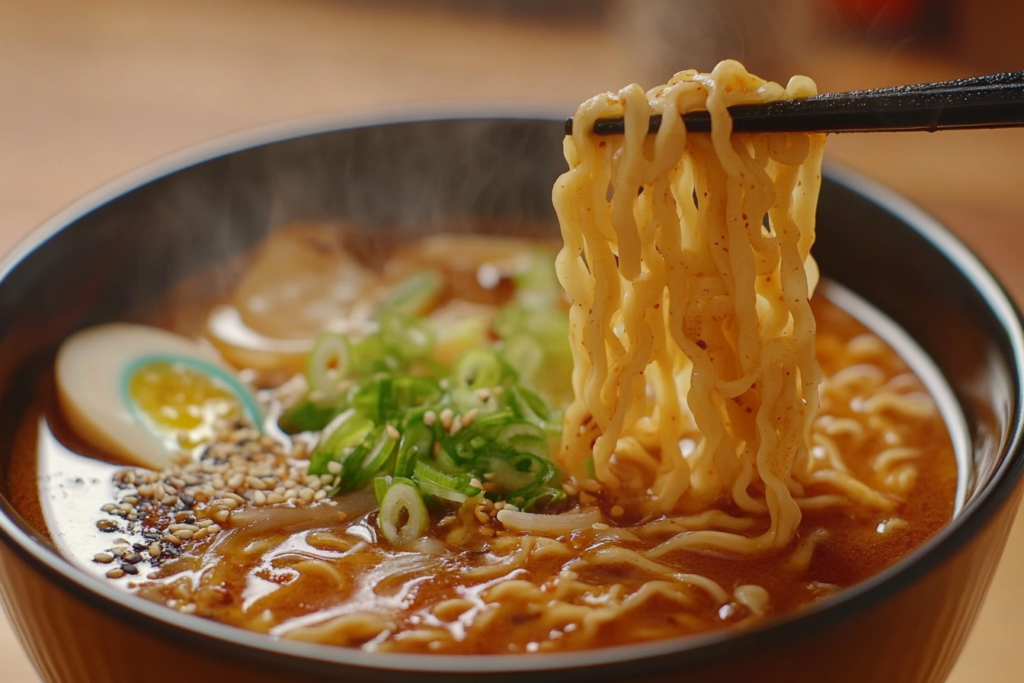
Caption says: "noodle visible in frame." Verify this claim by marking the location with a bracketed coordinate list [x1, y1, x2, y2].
[554, 61, 832, 555]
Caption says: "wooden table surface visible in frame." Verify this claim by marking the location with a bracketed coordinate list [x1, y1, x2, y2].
[1, 1, 1022, 681]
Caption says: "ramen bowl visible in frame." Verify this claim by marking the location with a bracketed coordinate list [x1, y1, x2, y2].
[0, 114, 1021, 683]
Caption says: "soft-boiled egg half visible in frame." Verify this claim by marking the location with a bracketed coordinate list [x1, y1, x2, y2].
[56, 324, 261, 470]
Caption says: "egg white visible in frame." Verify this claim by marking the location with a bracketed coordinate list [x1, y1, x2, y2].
[55, 323, 260, 470]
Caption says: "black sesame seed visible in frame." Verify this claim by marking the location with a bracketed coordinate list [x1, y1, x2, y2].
[121, 564, 139, 576]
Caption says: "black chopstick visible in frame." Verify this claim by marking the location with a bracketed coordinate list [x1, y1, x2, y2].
[563, 70, 1024, 135]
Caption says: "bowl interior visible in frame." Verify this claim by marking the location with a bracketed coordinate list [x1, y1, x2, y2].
[0, 116, 1020, 673]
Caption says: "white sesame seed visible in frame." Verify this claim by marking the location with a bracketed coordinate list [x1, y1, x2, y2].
[299, 488, 315, 502]
[267, 493, 286, 505]
[327, 461, 342, 475]
[174, 529, 194, 540]
[148, 543, 162, 557]
[592, 522, 610, 530]
[423, 411, 437, 426]
[475, 388, 491, 401]
[462, 409, 478, 425]
[449, 417, 462, 437]
[386, 424, 400, 440]
[93, 553, 114, 564]
[314, 490, 327, 501]
[439, 409, 454, 430]
[253, 491, 267, 506]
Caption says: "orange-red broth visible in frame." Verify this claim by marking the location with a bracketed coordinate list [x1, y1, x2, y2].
[7, 241, 956, 655]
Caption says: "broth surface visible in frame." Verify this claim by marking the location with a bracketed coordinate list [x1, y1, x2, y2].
[6, 230, 958, 654]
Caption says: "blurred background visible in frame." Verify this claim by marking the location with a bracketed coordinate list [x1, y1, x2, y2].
[0, 0, 1021, 681]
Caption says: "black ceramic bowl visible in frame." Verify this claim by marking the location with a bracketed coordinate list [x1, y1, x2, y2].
[0, 113, 1021, 683]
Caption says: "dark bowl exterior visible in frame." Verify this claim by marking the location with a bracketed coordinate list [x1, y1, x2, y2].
[0, 115, 1021, 683]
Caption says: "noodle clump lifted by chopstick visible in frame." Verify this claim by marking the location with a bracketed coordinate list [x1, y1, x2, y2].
[553, 60, 889, 556]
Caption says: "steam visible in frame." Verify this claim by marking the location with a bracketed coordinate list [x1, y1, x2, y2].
[105, 116, 566, 332]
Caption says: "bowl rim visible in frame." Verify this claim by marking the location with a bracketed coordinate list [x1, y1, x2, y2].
[1, 109, 1023, 675]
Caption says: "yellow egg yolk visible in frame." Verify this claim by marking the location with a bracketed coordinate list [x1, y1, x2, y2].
[128, 361, 243, 450]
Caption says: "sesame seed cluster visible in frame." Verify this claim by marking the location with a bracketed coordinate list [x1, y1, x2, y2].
[92, 419, 336, 580]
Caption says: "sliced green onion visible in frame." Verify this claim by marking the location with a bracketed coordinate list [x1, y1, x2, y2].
[278, 396, 346, 434]
[306, 333, 351, 396]
[506, 434, 550, 460]
[471, 450, 552, 499]
[507, 385, 562, 436]
[379, 480, 428, 545]
[501, 334, 544, 386]
[374, 475, 392, 507]
[351, 333, 402, 375]
[453, 349, 502, 391]
[340, 425, 398, 490]
[412, 460, 480, 502]
[431, 315, 489, 367]
[349, 375, 443, 423]
[395, 418, 434, 478]
[514, 485, 567, 511]
[391, 377, 443, 413]
[496, 421, 546, 443]
[308, 409, 374, 476]
[416, 478, 471, 504]
[380, 270, 443, 316]
[380, 309, 435, 360]
[448, 387, 487, 415]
